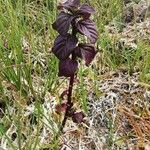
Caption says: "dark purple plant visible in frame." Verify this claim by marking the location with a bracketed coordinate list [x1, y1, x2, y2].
[52, 0, 98, 131]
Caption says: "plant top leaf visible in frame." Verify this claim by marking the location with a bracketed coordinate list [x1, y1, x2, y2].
[58, 0, 80, 11]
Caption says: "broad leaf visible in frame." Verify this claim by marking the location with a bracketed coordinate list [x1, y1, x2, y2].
[58, 59, 78, 77]
[52, 12, 73, 35]
[59, 0, 80, 11]
[78, 4, 95, 19]
[74, 43, 96, 65]
[72, 112, 85, 123]
[52, 34, 78, 60]
[75, 19, 98, 44]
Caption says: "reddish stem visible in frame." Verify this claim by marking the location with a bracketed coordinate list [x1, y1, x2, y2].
[60, 72, 75, 132]
[60, 26, 77, 132]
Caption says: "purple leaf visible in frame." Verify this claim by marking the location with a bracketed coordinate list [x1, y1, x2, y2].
[52, 12, 73, 35]
[52, 34, 78, 60]
[72, 112, 85, 123]
[75, 19, 98, 44]
[78, 4, 95, 19]
[55, 103, 68, 114]
[74, 43, 97, 65]
[58, 59, 78, 77]
[59, 0, 80, 11]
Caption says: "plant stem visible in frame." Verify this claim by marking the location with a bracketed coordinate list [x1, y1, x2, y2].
[60, 72, 75, 132]
[54, 71, 75, 138]
[60, 27, 77, 132]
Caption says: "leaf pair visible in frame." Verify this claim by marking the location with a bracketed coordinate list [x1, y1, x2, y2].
[52, 35, 96, 76]
[52, 34, 96, 62]
[59, 0, 95, 17]
[52, 1, 98, 44]
[55, 102, 85, 124]
[58, 0, 80, 11]
[56, 45, 96, 77]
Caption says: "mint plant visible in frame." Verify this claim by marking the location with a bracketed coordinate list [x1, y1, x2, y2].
[52, 0, 98, 131]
